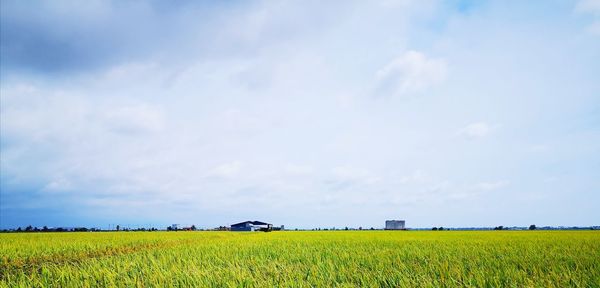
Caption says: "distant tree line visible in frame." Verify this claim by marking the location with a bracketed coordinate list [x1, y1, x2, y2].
[492, 225, 536, 230]
[166, 225, 197, 231]
[0, 225, 103, 233]
[309, 227, 377, 231]
[3, 224, 596, 233]
[0, 225, 180, 233]
[430, 225, 540, 231]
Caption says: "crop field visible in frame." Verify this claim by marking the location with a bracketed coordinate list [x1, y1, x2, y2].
[1, 231, 599, 287]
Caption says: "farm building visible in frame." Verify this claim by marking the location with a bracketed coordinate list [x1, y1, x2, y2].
[385, 220, 406, 230]
[231, 221, 273, 232]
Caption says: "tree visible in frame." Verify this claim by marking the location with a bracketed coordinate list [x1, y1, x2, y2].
[116, 225, 120, 231]
[529, 225, 536, 230]
[17, 227, 22, 232]
[25, 225, 33, 232]
[167, 226, 173, 231]
[191, 225, 197, 231]
[438, 227, 444, 231]
[42, 226, 49, 232]
[432, 227, 438, 231]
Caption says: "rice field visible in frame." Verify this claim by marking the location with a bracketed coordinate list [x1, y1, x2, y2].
[1, 231, 599, 287]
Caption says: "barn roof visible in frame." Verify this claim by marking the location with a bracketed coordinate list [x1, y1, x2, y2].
[250, 221, 270, 225]
[231, 220, 271, 227]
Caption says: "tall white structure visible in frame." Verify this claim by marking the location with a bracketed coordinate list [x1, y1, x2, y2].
[385, 220, 406, 230]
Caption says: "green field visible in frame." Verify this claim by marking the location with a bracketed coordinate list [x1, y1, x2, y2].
[1, 231, 599, 287]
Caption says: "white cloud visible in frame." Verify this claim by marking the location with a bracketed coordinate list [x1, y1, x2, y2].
[458, 122, 492, 139]
[398, 169, 428, 183]
[105, 104, 165, 134]
[530, 144, 550, 153]
[576, 0, 600, 15]
[2, 1, 599, 228]
[209, 161, 243, 178]
[474, 180, 509, 191]
[375, 50, 447, 97]
[575, 0, 600, 35]
[331, 166, 382, 185]
[587, 20, 600, 35]
[284, 164, 314, 175]
[379, 0, 414, 8]
[446, 180, 509, 200]
[43, 177, 73, 192]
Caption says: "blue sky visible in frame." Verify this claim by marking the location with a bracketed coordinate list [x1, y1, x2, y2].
[1, 0, 599, 229]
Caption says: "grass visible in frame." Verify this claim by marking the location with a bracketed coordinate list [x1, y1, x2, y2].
[1, 231, 599, 287]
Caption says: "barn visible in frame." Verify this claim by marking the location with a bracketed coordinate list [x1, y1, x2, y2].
[230, 221, 273, 232]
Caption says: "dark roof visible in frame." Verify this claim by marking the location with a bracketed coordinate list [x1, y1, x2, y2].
[231, 220, 271, 227]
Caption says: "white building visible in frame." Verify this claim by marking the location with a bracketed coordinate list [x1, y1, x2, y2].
[385, 220, 406, 230]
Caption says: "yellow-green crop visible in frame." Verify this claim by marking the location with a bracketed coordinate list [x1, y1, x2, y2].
[1, 231, 599, 287]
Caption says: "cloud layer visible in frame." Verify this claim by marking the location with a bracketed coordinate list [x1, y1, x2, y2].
[1, 0, 599, 229]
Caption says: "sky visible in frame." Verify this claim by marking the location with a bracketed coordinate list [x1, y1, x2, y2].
[1, 0, 599, 229]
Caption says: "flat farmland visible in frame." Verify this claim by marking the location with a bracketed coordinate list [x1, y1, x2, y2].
[1, 231, 599, 287]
